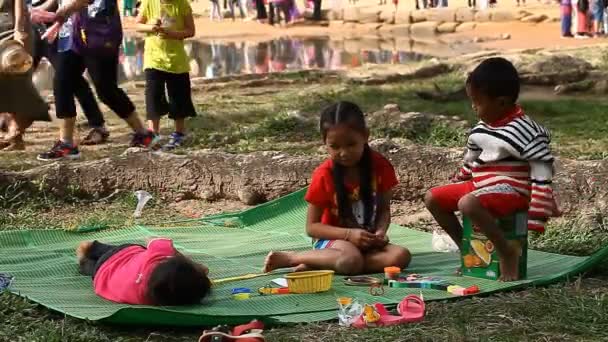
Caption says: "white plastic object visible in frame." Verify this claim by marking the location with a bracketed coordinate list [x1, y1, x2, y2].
[431, 230, 459, 253]
[133, 190, 152, 218]
[337, 297, 363, 327]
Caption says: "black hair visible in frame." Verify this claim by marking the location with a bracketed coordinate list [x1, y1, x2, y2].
[146, 255, 211, 306]
[466, 57, 520, 104]
[319, 101, 374, 230]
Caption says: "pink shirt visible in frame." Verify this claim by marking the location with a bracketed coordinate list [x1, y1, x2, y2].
[93, 238, 176, 305]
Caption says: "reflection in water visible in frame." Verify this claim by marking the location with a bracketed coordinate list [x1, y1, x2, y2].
[34, 36, 429, 90]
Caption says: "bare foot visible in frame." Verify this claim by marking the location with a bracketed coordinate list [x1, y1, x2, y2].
[263, 251, 296, 273]
[498, 248, 519, 282]
[76, 241, 93, 264]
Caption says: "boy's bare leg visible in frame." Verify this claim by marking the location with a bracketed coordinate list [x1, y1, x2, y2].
[458, 194, 519, 281]
[425, 191, 464, 250]
[175, 118, 185, 134]
[264, 240, 364, 275]
[363, 244, 411, 273]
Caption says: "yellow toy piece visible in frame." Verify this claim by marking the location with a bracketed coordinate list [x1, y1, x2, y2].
[362, 304, 381, 324]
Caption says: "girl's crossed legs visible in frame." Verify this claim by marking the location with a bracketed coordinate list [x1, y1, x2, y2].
[264, 240, 411, 275]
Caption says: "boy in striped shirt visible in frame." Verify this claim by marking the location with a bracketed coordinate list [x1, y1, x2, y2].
[425, 57, 560, 281]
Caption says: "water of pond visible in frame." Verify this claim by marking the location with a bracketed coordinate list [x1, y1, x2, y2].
[33, 35, 449, 90]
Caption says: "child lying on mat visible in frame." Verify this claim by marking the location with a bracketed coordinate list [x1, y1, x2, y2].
[264, 101, 411, 275]
[76, 239, 211, 305]
[424, 58, 560, 282]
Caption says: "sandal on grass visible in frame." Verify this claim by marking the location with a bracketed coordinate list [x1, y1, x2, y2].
[198, 320, 265, 342]
[81, 128, 109, 145]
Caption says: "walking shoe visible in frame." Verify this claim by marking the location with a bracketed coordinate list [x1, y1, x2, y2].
[162, 132, 185, 151]
[81, 127, 110, 145]
[129, 130, 160, 148]
[37, 141, 81, 161]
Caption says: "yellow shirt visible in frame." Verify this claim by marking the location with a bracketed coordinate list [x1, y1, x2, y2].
[141, 0, 191, 74]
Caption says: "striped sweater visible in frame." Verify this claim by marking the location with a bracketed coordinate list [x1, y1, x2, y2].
[455, 106, 560, 232]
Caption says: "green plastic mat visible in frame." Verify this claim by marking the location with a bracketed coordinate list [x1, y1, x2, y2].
[1, 188, 607, 327]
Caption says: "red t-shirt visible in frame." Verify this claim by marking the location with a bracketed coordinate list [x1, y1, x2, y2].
[304, 150, 399, 228]
[93, 238, 176, 305]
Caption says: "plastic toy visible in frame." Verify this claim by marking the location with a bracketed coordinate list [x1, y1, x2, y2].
[214, 273, 268, 285]
[285, 270, 334, 294]
[231, 288, 252, 300]
[384, 266, 401, 280]
[362, 304, 381, 325]
[369, 282, 385, 296]
[387, 280, 480, 296]
[258, 287, 290, 295]
[343, 276, 382, 286]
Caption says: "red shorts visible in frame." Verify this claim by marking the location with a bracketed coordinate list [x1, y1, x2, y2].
[430, 181, 529, 217]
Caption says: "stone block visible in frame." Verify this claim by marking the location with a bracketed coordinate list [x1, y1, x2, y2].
[455, 22, 476, 32]
[426, 8, 456, 23]
[395, 9, 412, 24]
[410, 21, 439, 37]
[411, 9, 428, 23]
[474, 10, 492, 22]
[490, 9, 515, 22]
[380, 9, 395, 24]
[437, 22, 459, 33]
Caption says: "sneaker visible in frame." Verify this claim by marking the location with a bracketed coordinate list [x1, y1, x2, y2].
[37, 141, 81, 161]
[81, 127, 109, 145]
[162, 132, 185, 151]
[129, 130, 160, 148]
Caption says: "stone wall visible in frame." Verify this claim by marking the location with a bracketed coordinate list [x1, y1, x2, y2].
[332, 6, 558, 35]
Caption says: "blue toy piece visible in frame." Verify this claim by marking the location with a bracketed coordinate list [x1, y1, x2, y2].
[0, 273, 13, 292]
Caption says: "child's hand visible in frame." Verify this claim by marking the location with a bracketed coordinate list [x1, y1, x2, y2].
[348, 229, 376, 250]
[375, 230, 390, 244]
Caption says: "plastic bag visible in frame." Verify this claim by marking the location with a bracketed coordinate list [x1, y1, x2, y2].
[431, 230, 459, 253]
[337, 297, 362, 327]
[133, 190, 152, 218]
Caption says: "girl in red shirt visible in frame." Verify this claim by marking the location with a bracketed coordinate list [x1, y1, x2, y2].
[264, 101, 411, 275]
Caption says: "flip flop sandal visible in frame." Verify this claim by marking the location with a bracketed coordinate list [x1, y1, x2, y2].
[396, 294, 425, 323]
[199, 321, 265, 342]
[351, 303, 403, 328]
[231, 320, 264, 336]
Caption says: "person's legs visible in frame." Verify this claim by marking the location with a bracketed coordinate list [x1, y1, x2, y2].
[269, 2, 276, 24]
[38, 51, 85, 161]
[164, 72, 196, 150]
[256, 0, 268, 20]
[363, 244, 411, 273]
[424, 182, 472, 251]
[76, 241, 119, 276]
[237, 0, 247, 18]
[84, 54, 156, 147]
[562, 4, 573, 36]
[264, 240, 366, 275]
[228, 0, 236, 20]
[313, 0, 322, 20]
[145, 69, 169, 134]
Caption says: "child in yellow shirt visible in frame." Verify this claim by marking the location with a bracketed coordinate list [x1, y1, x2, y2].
[136, 0, 196, 150]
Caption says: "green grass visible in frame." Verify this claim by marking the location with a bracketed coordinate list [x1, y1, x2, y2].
[184, 74, 608, 159]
